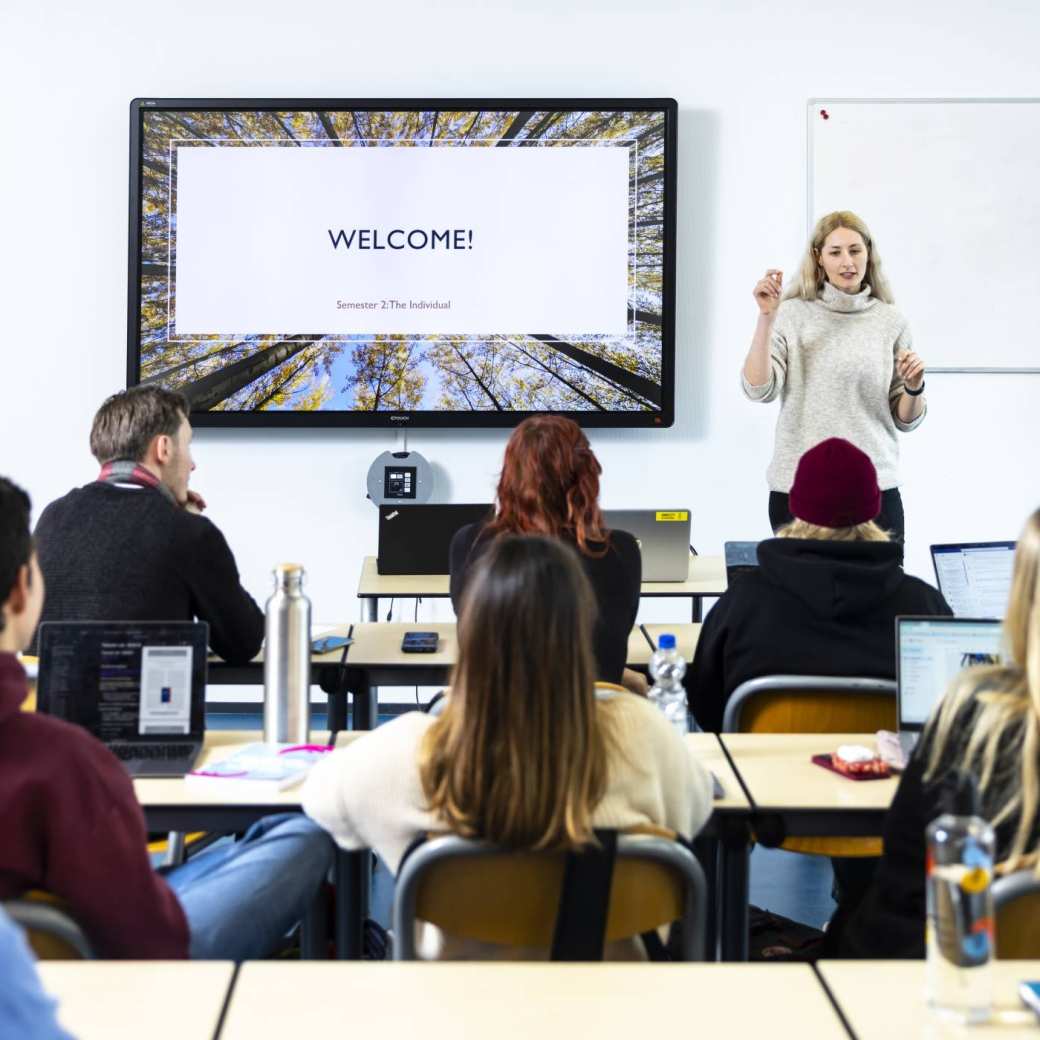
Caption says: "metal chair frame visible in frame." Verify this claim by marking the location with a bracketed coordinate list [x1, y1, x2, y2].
[4, 898, 96, 960]
[392, 833, 708, 961]
[722, 674, 897, 733]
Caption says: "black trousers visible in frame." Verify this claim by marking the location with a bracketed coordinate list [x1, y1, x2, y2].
[768, 488, 905, 545]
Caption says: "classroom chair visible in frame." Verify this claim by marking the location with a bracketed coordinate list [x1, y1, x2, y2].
[994, 868, 1040, 958]
[4, 893, 95, 959]
[392, 831, 708, 961]
[722, 674, 897, 857]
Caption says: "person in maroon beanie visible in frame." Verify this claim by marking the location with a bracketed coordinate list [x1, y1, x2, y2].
[685, 438, 951, 918]
[687, 437, 950, 735]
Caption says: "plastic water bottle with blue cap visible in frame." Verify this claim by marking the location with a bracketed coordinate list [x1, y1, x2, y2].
[925, 813, 995, 1023]
[647, 633, 688, 736]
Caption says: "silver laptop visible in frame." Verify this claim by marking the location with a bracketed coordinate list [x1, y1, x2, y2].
[895, 616, 1002, 755]
[930, 542, 1015, 619]
[603, 509, 691, 582]
[37, 621, 208, 777]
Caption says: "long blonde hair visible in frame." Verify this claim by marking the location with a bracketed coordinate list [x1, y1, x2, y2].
[419, 535, 609, 851]
[785, 211, 894, 304]
[777, 518, 890, 542]
[924, 507, 1040, 872]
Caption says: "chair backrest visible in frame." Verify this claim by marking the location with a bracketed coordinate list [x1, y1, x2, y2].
[722, 674, 897, 733]
[392, 833, 707, 961]
[994, 868, 1040, 958]
[4, 895, 95, 960]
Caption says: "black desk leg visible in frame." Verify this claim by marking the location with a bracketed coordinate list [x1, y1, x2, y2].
[351, 677, 378, 731]
[719, 826, 750, 961]
[300, 882, 329, 959]
[691, 596, 703, 623]
[336, 849, 366, 959]
[692, 835, 720, 960]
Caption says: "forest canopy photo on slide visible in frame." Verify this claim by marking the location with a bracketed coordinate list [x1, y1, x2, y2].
[133, 106, 670, 420]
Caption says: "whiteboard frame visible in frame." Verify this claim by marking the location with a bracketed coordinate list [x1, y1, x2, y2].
[807, 97, 1040, 374]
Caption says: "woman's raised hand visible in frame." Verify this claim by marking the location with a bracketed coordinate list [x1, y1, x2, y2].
[896, 350, 926, 391]
[753, 269, 783, 316]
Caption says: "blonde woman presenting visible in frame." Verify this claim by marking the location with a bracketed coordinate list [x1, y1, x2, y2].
[742, 211, 926, 543]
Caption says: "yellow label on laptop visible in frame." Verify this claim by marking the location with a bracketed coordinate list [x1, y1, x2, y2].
[655, 511, 689, 522]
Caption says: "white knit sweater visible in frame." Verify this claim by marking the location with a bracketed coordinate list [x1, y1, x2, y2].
[742, 282, 927, 492]
[302, 687, 713, 959]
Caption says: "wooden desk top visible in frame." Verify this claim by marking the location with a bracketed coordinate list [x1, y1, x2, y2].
[687, 732, 750, 811]
[133, 729, 361, 808]
[221, 962, 845, 1039]
[818, 960, 1040, 1038]
[37, 961, 234, 1040]
[358, 553, 727, 599]
[719, 733, 899, 812]
[341, 622, 700, 671]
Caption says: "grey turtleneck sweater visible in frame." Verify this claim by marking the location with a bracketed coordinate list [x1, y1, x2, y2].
[741, 282, 926, 492]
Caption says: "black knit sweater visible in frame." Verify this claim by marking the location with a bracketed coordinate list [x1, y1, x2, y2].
[32, 483, 264, 665]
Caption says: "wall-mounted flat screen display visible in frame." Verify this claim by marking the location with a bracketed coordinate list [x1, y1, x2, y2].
[127, 98, 677, 427]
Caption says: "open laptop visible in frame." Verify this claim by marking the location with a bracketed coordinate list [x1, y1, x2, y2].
[377, 503, 492, 575]
[37, 621, 207, 777]
[724, 541, 759, 584]
[895, 616, 1002, 755]
[603, 510, 691, 582]
[931, 542, 1015, 619]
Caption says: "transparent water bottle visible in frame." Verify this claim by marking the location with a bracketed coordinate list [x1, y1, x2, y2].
[648, 633, 688, 736]
[263, 563, 312, 744]
[925, 813, 995, 1024]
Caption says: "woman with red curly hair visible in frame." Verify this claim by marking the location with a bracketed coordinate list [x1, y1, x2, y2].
[449, 416, 641, 688]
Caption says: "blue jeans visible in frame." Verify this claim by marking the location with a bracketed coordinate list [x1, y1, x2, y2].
[160, 813, 333, 961]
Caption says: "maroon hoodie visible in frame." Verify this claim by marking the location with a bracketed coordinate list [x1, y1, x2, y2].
[0, 652, 189, 957]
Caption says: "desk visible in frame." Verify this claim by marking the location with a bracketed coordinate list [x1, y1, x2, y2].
[717, 733, 898, 962]
[37, 961, 233, 1040]
[221, 962, 847, 1039]
[135, 730, 365, 958]
[818, 960, 1040, 1038]
[357, 552, 727, 622]
[341, 622, 701, 727]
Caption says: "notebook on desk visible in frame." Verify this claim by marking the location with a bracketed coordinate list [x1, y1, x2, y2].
[895, 616, 1002, 756]
[602, 509, 691, 582]
[37, 621, 207, 777]
[377, 503, 493, 575]
[930, 541, 1015, 619]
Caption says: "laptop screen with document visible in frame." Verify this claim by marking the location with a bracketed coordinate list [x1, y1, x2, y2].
[931, 542, 1015, 619]
[896, 616, 1002, 731]
[37, 622, 207, 741]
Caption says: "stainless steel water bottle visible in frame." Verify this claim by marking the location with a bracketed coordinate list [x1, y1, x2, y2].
[263, 563, 311, 744]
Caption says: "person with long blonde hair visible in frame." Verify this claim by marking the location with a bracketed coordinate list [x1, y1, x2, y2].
[824, 507, 1040, 959]
[304, 535, 712, 959]
[742, 211, 927, 543]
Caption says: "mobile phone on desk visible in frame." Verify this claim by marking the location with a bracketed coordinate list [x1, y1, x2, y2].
[1019, 981, 1040, 1020]
[402, 631, 439, 653]
[312, 635, 353, 654]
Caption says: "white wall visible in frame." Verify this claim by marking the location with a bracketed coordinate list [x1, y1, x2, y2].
[2, 0, 1038, 633]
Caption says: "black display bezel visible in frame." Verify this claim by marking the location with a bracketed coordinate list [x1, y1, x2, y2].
[127, 97, 678, 429]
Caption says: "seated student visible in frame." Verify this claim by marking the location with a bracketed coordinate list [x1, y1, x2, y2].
[33, 386, 262, 664]
[686, 437, 951, 733]
[449, 415, 642, 690]
[304, 534, 713, 959]
[824, 506, 1040, 958]
[0, 477, 333, 960]
[0, 908, 74, 1040]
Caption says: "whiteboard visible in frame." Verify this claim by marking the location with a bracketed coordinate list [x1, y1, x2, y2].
[809, 99, 1040, 371]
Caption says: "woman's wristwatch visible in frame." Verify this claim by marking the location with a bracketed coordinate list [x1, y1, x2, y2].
[904, 381, 925, 397]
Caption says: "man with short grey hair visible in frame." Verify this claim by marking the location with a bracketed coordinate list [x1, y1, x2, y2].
[33, 386, 263, 663]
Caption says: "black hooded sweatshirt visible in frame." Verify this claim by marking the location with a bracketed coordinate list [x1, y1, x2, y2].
[685, 538, 952, 732]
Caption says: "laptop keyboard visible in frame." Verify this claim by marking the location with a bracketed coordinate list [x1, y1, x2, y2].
[111, 743, 195, 761]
